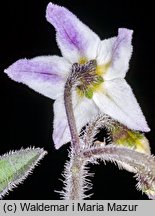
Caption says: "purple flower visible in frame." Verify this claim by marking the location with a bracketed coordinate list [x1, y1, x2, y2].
[5, 2, 150, 149]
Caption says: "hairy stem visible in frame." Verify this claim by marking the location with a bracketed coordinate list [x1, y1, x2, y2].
[62, 61, 101, 199]
[63, 73, 82, 199]
[61, 152, 89, 200]
[64, 60, 97, 154]
[68, 156, 84, 199]
[64, 79, 80, 154]
[83, 144, 155, 199]
[83, 144, 155, 174]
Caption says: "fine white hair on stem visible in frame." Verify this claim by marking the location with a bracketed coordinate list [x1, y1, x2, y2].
[56, 148, 94, 200]
[83, 144, 155, 199]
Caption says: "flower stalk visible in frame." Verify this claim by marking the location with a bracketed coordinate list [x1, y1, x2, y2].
[63, 68, 87, 199]
[64, 76, 80, 154]
[63, 61, 99, 199]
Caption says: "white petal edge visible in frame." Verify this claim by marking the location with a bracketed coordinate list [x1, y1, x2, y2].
[93, 79, 150, 132]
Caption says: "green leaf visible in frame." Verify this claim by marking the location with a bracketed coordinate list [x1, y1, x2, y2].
[0, 147, 47, 199]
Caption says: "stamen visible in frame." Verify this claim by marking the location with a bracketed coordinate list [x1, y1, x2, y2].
[71, 59, 104, 99]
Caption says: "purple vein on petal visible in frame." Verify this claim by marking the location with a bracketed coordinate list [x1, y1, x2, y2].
[5, 59, 63, 83]
[46, 3, 88, 54]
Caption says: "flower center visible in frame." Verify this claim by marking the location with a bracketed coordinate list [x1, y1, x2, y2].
[72, 59, 104, 99]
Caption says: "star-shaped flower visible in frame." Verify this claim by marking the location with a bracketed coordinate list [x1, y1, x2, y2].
[5, 2, 150, 149]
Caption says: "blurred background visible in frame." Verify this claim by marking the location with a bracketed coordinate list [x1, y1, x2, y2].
[0, 0, 155, 199]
